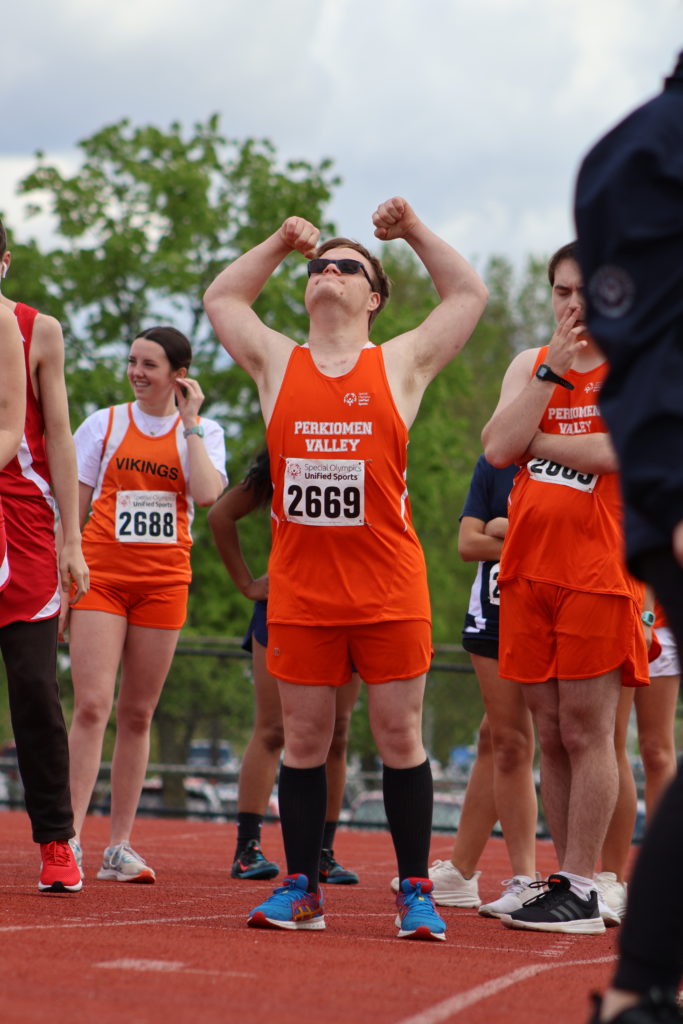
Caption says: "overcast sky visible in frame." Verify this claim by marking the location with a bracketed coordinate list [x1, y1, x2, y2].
[3, 0, 681, 270]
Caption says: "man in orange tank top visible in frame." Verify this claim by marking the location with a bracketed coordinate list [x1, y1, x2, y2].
[205, 197, 488, 940]
[482, 244, 649, 935]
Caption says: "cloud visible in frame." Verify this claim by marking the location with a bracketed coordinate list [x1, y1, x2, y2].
[2, 0, 681, 265]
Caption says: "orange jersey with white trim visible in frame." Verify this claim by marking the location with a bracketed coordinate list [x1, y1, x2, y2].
[81, 404, 192, 586]
[499, 346, 641, 602]
[266, 345, 431, 626]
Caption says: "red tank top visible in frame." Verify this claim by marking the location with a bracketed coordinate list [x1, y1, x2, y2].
[266, 345, 431, 626]
[499, 346, 641, 601]
[1, 303, 51, 500]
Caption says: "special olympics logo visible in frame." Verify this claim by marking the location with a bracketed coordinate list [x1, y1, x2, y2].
[343, 393, 357, 406]
[589, 265, 635, 319]
[288, 464, 302, 479]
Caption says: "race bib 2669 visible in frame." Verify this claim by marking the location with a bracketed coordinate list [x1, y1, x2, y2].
[283, 458, 365, 526]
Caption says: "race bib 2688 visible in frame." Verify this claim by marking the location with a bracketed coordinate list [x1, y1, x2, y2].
[115, 490, 178, 543]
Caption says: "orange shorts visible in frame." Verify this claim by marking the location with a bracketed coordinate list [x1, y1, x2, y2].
[499, 578, 649, 687]
[266, 619, 433, 686]
[71, 577, 188, 630]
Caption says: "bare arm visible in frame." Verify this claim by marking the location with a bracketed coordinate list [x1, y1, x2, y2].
[58, 481, 94, 631]
[0, 306, 26, 470]
[174, 378, 224, 506]
[203, 218, 319, 417]
[32, 314, 89, 600]
[458, 515, 505, 562]
[379, 198, 488, 426]
[527, 429, 618, 475]
[483, 304, 590, 467]
[207, 483, 268, 601]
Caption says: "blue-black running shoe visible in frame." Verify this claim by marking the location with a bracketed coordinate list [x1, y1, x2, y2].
[319, 848, 360, 885]
[395, 878, 446, 941]
[231, 840, 279, 881]
[248, 873, 325, 930]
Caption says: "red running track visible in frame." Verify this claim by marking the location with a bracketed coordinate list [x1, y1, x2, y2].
[0, 810, 626, 1024]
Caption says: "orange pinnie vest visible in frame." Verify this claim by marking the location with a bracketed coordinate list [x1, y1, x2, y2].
[499, 347, 641, 602]
[266, 345, 430, 626]
[81, 404, 193, 587]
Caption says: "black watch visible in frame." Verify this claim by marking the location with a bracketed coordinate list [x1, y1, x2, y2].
[535, 363, 574, 390]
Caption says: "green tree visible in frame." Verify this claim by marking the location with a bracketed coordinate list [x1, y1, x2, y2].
[2, 117, 340, 764]
[1, 119, 558, 769]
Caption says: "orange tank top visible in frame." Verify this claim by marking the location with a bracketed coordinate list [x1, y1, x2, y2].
[266, 345, 431, 626]
[499, 347, 640, 601]
[81, 404, 192, 587]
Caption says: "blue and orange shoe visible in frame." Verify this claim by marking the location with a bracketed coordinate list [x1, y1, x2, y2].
[319, 848, 360, 885]
[231, 840, 279, 881]
[395, 878, 446, 941]
[247, 874, 325, 931]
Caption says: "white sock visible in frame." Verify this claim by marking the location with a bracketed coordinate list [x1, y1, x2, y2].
[559, 871, 595, 901]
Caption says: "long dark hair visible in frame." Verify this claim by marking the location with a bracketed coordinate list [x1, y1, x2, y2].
[242, 449, 272, 508]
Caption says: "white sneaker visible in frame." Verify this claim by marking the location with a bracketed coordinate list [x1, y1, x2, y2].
[96, 842, 156, 883]
[69, 838, 84, 880]
[478, 875, 539, 918]
[390, 859, 481, 907]
[594, 871, 627, 926]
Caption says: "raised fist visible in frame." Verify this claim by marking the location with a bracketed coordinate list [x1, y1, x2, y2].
[279, 217, 320, 257]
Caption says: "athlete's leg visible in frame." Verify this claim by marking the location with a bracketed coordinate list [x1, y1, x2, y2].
[68, 609, 128, 839]
[634, 673, 679, 818]
[1, 617, 74, 842]
[237, 638, 284, 814]
[449, 714, 497, 876]
[325, 672, 361, 822]
[108, 624, 180, 846]
[276, 679, 336, 890]
[522, 679, 569, 865]
[477, 654, 537, 878]
[600, 686, 636, 880]
[368, 675, 433, 881]
[557, 670, 622, 879]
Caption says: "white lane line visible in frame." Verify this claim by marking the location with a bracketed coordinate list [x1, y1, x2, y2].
[0, 913, 234, 933]
[94, 958, 256, 978]
[394, 954, 617, 1024]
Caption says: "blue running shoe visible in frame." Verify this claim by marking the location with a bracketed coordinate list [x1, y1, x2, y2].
[248, 874, 325, 931]
[395, 878, 446, 941]
[231, 840, 279, 881]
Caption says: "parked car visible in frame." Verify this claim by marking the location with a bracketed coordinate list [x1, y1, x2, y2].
[187, 739, 239, 773]
[216, 782, 279, 820]
[99, 776, 226, 821]
[349, 790, 463, 831]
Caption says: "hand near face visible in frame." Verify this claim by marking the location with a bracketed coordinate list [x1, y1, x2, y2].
[372, 197, 419, 241]
[546, 304, 588, 375]
[279, 217, 320, 258]
[175, 376, 205, 424]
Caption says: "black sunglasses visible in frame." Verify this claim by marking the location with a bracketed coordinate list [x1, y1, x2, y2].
[307, 257, 375, 290]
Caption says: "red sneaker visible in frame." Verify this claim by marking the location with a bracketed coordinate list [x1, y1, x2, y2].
[38, 840, 83, 893]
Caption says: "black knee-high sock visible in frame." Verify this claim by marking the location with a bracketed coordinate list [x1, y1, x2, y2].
[383, 759, 433, 882]
[278, 763, 327, 892]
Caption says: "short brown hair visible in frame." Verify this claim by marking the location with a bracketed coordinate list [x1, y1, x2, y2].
[0, 219, 7, 258]
[548, 242, 578, 285]
[315, 237, 390, 328]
